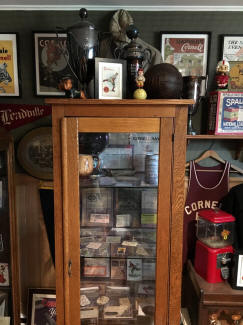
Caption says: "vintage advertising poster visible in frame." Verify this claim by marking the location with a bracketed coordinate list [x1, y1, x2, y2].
[215, 92, 243, 134]
[34, 33, 70, 96]
[222, 36, 243, 61]
[0, 34, 19, 97]
[31, 293, 56, 325]
[161, 33, 208, 77]
[99, 62, 123, 99]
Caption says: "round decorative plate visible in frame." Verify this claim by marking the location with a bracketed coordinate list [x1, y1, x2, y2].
[17, 127, 53, 180]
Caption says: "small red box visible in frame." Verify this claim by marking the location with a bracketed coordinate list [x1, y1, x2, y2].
[194, 240, 234, 283]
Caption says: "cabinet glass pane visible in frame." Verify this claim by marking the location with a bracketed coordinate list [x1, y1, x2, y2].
[79, 132, 159, 324]
[0, 150, 12, 319]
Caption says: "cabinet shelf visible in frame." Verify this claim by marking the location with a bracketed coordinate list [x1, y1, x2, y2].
[186, 134, 243, 139]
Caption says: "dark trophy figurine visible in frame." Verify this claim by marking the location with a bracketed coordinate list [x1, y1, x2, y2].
[59, 8, 99, 98]
[115, 25, 151, 98]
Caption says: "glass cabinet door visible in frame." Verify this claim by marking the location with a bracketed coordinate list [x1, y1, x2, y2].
[62, 117, 174, 325]
[79, 132, 158, 325]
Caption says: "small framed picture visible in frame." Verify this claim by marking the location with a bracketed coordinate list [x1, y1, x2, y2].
[34, 32, 71, 96]
[160, 32, 210, 78]
[27, 288, 56, 325]
[95, 57, 126, 99]
[0, 33, 20, 97]
[221, 35, 243, 62]
[230, 250, 243, 290]
[228, 61, 243, 91]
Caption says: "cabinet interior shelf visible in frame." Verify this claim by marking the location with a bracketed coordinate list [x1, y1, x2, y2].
[186, 134, 243, 139]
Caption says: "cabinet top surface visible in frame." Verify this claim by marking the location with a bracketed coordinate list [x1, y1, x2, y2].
[45, 98, 194, 106]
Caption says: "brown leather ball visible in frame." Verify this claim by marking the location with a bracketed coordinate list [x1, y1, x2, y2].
[144, 63, 183, 99]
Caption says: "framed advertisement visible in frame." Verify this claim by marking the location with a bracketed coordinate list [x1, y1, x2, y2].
[208, 91, 243, 135]
[34, 32, 71, 96]
[27, 288, 56, 325]
[0, 33, 20, 97]
[95, 57, 126, 99]
[221, 35, 243, 62]
[161, 32, 209, 78]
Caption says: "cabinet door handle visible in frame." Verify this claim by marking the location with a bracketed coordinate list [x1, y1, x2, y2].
[68, 260, 72, 277]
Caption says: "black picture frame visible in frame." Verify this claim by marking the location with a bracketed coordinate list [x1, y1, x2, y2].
[221, 34, 243, 62]
[27, 288, 56, 325]
[95, 57, 126, 99]
[230, 250, 243, 290]
[0, 33, 21, 97]
[33, 32, 71, 97]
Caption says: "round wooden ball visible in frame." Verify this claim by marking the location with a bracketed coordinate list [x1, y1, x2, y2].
[144, 63, 183, 99]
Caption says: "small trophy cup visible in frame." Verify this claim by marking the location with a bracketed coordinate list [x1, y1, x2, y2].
[182, 75, 207, 135]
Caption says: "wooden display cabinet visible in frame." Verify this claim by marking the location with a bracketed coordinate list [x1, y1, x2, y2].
[47, 99, 193, 325]
[0, 129, 20, 325]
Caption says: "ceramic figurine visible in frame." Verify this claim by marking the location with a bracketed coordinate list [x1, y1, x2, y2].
[215, 59, 230, 90]
[209, 313, 221, 325]
[133, 68, 147, 99]
[58, 76, 86, 99]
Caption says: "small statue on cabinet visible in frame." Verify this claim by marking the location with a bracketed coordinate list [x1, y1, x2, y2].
[215, 60, 230, 90]
[58, 76, 86, 99]
[133, 68, 147, 99]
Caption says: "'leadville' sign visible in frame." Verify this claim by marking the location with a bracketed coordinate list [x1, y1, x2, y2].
[0, 104, 52, 130]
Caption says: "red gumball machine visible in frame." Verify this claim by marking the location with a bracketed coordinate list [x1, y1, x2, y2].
[194, 208, 235, 283]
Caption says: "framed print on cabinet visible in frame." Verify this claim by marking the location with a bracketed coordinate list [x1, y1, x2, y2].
[0, 33, 20, 97]
[27, 288, 56, 325]
[95, 57, 126, 99]
[161, 32, 210, 77]
[34, 32, 71, 96]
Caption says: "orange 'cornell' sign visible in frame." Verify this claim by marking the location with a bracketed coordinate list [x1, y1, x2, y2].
[0, 104, 51, 130]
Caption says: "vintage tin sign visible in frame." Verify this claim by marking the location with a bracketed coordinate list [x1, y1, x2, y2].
[208, 91, 243, 135]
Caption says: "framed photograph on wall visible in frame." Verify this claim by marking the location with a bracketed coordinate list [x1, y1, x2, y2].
[27, 288, 56, 325]
[221, 35, 243, 61]
[0, 33, 20, 97]
[95, 57, 126, 99]
[160, 32, 210, 77]
[34, 32, 71, 96]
